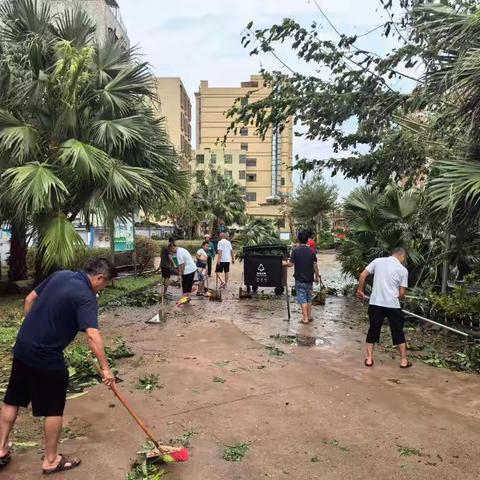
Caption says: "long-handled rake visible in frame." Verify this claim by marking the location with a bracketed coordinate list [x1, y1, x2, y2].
[94, 364, 189, 463]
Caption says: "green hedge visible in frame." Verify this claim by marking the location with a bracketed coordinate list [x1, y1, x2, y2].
[26, 237, 205, 273]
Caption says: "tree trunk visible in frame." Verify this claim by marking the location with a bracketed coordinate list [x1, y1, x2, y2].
[211, 218, 219, 237]
[8, 222, 28, 281]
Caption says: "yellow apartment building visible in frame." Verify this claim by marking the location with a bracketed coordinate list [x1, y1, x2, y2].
[195, 75, 293, 224]
[154, 77, 192, 169]
[193, 149, 247, 191]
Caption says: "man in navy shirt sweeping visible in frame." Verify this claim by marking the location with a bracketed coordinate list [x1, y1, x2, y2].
[0, 258, 117, 474]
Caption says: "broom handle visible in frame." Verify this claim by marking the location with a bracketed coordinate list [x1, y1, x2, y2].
[93, 363, 161, 450]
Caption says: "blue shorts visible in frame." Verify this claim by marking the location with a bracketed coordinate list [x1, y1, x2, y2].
[295, 280, 313, 305]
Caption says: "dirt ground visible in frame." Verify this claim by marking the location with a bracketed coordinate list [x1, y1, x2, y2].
[3, 252, 480, 479]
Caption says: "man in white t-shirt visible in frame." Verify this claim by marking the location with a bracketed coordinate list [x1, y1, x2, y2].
[215, 232, 234, 288]
[356, 247, 411, 369]
[168, 242, 197, 303]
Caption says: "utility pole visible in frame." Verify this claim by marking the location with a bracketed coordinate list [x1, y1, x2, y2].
[441, 231, 450, 294]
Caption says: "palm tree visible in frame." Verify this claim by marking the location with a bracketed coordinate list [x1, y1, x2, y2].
[0, 0, 186, 278]
[338, 186, 426, 279]
[290, 178, 338, 237]
[194, 170, 246, 235]
[234, 217, 280, 258]
[413, 4, 480, 222]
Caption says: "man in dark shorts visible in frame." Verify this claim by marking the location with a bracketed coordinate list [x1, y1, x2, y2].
[160, 238, 175, 298]
[204, 234, 215, 277]
[356, 247, 411, 368]
[168, 241, 197, 303]
[0, 258, 117, 474]
[285, 230, 320, 324]
[215, 232, 234, 289]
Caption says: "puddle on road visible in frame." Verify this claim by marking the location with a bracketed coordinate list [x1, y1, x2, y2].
[270, 334, 330, 347]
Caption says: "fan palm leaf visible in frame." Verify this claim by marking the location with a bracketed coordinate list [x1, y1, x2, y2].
[39, 213, 86, 271]
[52, 7, 96, 48]
[1, 162, 68, 213]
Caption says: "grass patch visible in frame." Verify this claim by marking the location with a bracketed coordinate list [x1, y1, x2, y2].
[266, 345, 285, 356]
[0, 326, 19, 346]
[397, 445, 423, 457]
[136, 374, 161, 392]
[323, 439, 350, 453]
[170, 428, 199, 448]
[98, 275, 161, 308]
[223, 442, 250, 462]
[213, 376, 226, 384]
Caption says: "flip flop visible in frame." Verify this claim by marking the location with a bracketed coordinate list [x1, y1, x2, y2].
[364, 359, 374, 367]
[400, 361, 413, 369]
[0, 451, 11, 468]
[42, 454, 81, 475]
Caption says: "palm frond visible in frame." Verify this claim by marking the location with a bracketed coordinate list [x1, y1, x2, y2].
[39, 214, 86, 270]
[98, 63, 153, 114]
[52, 7, 96, 48]
[90, 116, 147, 154]
[0, 0, 53, 42]
[0, 111, 40, 164]
[58, 139, 111, 181]
[1, 162, 69, 213]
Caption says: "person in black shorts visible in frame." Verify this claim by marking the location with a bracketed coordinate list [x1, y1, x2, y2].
[215, 232, 234, 289]
[0, 258, 117, 474]
[160, 239, 175, 298]
[168, 241, 197, 303]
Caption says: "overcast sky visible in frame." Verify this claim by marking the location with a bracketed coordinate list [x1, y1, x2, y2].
[118, 0, 399, 197]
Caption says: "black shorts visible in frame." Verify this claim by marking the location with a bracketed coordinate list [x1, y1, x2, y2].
[215, 262, 230, 273]
[366, 305, 406, 346]
[182, 272, 195, 293]
[4, 358, 69, 417]
[161, 267, 171, 279]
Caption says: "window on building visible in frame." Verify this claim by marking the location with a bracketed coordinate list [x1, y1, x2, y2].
[281, 177, 286, 186]
[246, 158, 257, 167]
[241, 81, 259, 88]
[196, 154, 205, 164]
[241, 97, 248, 107]
[277, 218, 286, 229]
[239, 154, 246, 164]
[224, 154, 233, 164]
[240, 127, 248, 136]
[245, 192, 257, 202]
[247, 174, 257, 182]
[211, 154, 217, 165]
[239, 170, 246, 180]
[196, 171, 204, 183]
[241, 143, 248, 151]
[224, 170, 233, 178]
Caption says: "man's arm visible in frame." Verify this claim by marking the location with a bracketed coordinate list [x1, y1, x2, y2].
[24, 290, 38, 315]
[231, 247, 235, 265]
[356, 269, 370, 300]
[86, 328, 115, 387]
[178, 263, 185, 276]
[399, 287, 407, 300]
[216, 249, 223, 266]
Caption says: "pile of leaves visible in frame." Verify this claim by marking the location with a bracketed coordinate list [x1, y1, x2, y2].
[106, 287, 161, 309]
[136, 374, 161, 392]
[223, 442, 250, 462]
[126, 460, 167, 480]
[66, 338, 134, 386]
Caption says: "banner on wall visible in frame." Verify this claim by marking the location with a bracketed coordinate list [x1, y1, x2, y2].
[114, 218, 135, 252]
